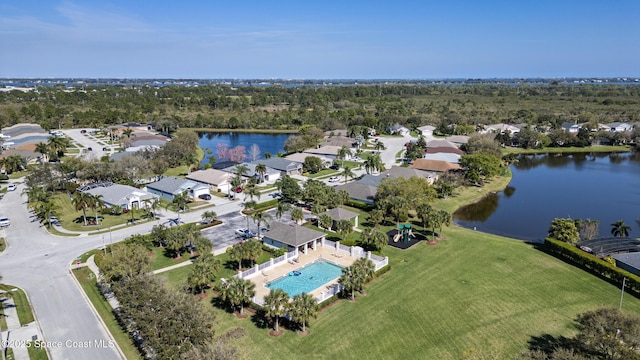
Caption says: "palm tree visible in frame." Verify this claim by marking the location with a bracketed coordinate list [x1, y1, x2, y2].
[244, 186, 261, 202]
[275, 202, 291, 220]
[35, 142, 50, 162]
[263, 289, 290, 333]
[122, 127, 135, 139]
[90, 194, 105, 225]
[358, 227, 388, 251]
[252, 210, 272, 239]
[230, 176, 242, 200]
[164, 191, 190, 221]
[318, 213, 333, 230]
[255, 163, 267, 184]
[341, 165, 354, 184]
[201, 210, 218, 224]
[227, 243, 245, 270]
[219, 277, 256, 315]
[290, 207, 304, 225]
[337, 190, 350, 207]
[374, 141, 386, 152]
[339, 267, 358, 300]
[243, 238, 262, 267]
[611, 220, 631, 238]
[187, 253, 221, 294]
[264, 152, 272, 159]
[289, 292, 318, 333]
[336, 219, 353, 241]
[337, 145, 350, 163]
[72, 191, 92, 226]
[364, 157, 375, 174]
[36, 199, 58, 229]
[371, 153, 385, 173]
[234, 164, 250, 178]
[143, 198, 160, 219]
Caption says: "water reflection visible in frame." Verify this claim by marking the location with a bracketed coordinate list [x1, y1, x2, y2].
[454, 192, 499, 222]
[454, 151, 639, 241]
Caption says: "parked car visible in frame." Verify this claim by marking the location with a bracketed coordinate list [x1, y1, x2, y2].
[102, 147, 108, 151]
[198, 193, 212, 200]
[270, 192, 281, 198]
[236, 228, 256, 238]
[87, 147, 93, 151]
[7, 184, 16, 191]
[328, 176, 340, 182]
[329, 164, 340, 170]
[0, 216, 9, 227]
[80, 129, 87, 134]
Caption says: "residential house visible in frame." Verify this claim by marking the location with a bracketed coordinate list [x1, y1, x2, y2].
[417, 125, 436, 137]
[262, 221, 326, 254]
[444, 135, 469, 147]
[388, 123, 410, 136]
[481, 123, 521, 135]
[212, 160, 239, 170]
[186, 168, 233, 193]
[251, 158, 303, 176]
[425, 146, 465, 156]
[410, 159, 461, 173]
[561, 122, 582, 133]
[422, 152, 461, 164]
[320, 135, 356, 148]
[222, 162, 281, 182]
[334, 182, 377, 204]
[604, 122, 633, 133]
[426, 139, 459, 149]
[80, 182, 159, 210]
[380, 166, 438, 184]
[285, 153, 333, 169]
[303, 145, 352, 161]
[145, 176, 210, 200]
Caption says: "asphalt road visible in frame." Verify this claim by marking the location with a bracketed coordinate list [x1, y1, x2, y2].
[0, 181, 245, 359]
[0, 131, 421, 359]
[61, 129, 115, 161]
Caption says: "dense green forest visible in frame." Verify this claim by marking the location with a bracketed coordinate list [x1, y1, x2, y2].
[1, 84, 639, 132]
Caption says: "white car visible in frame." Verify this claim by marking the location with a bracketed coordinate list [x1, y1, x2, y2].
[236, 228, 256, 238]
[328, 176, 340, 182]
[7, 184, 16, 191]
[0, 216, 10, 227]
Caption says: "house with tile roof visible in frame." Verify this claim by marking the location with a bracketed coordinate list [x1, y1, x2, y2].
[410, 159, 461, 173]
[186, 169, 234, 193]
[80, 182, 159, 210]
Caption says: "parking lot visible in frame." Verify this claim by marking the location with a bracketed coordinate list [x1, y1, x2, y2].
[200, 208, 299, 252]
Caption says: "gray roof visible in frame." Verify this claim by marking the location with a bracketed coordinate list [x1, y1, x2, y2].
[612, 252, 640, 271]
[422, 153, 461, 164]
[356, 174, 384, 187]
[264, 221, 326, 247]
[186, 169, 232, 186]
[222, 162, 279, 177]
[335, 182, 377, 203]
[381, 166, 433, 180]
[129, 139, 167, 147]
[146, 176, 206, 195]
[252, 158, 302, 172]
[82, 184, 157, 207]
[324, 207, 359, 221]
[3, 123, 48, 137]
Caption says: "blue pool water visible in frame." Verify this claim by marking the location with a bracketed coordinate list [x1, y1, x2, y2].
[266, 260, 343, 297]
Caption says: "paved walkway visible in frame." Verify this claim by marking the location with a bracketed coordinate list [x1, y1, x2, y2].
[1, 289, 44, 360]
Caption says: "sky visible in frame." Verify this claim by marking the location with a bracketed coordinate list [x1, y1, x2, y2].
[0, 1, 639, 79]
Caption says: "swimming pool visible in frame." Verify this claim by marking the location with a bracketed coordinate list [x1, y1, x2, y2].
[266, 260, 343, 297]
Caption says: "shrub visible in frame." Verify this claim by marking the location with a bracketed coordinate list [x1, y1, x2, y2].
[543, 238, 640, 296]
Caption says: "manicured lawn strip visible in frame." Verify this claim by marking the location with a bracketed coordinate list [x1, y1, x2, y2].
[0, 297, 7, 331]
[51, 193, 139, 231]
[306, 169, 339, 179]
[150, 247, 192, 271]
[0, 285, 34, 325]
[27, 342, 49, 360]
[208, 226, 640, 360]
[433, 171, 512, 214]
[0, 238, 6, 252]
[73, 249, 101, 264]
[72, 267, 142, 360]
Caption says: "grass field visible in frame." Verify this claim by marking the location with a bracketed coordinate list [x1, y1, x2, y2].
[207, 226, 640, 359]
[0, 284, 35, 325]
[27, 342, 49, 360]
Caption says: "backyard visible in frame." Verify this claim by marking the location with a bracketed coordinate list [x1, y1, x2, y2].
[201, 225, 640, 359]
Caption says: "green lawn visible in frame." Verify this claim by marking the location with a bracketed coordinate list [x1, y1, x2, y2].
[207, 226, 640, 359]
[0, 285, 34, 325]
[27, 342, 49, 360]
[306, 169, 340, 179]
[0, 295, 6, 331]
[0, 238, 6, 252]
[151, 247, 193, 271]
[72, 267, 142, 360]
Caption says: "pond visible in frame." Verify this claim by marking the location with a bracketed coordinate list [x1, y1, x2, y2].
[197, 132, 292, 165]
[454, 152, 640, 242]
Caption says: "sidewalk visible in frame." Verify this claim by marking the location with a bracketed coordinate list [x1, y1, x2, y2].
[1, 290, 43, 360]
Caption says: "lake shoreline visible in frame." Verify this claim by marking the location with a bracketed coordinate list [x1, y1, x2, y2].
[188, 127, 299, 134]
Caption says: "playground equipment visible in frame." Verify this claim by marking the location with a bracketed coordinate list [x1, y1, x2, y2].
[393, 224, 415, 243]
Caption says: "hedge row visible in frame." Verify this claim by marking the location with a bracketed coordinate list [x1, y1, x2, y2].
[346, 199, 374, 211]
[244, 199, 279, 215]
[543, 238, 640, 296]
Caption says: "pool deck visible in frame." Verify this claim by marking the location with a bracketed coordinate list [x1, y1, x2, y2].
[252, 246, 358, 302]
